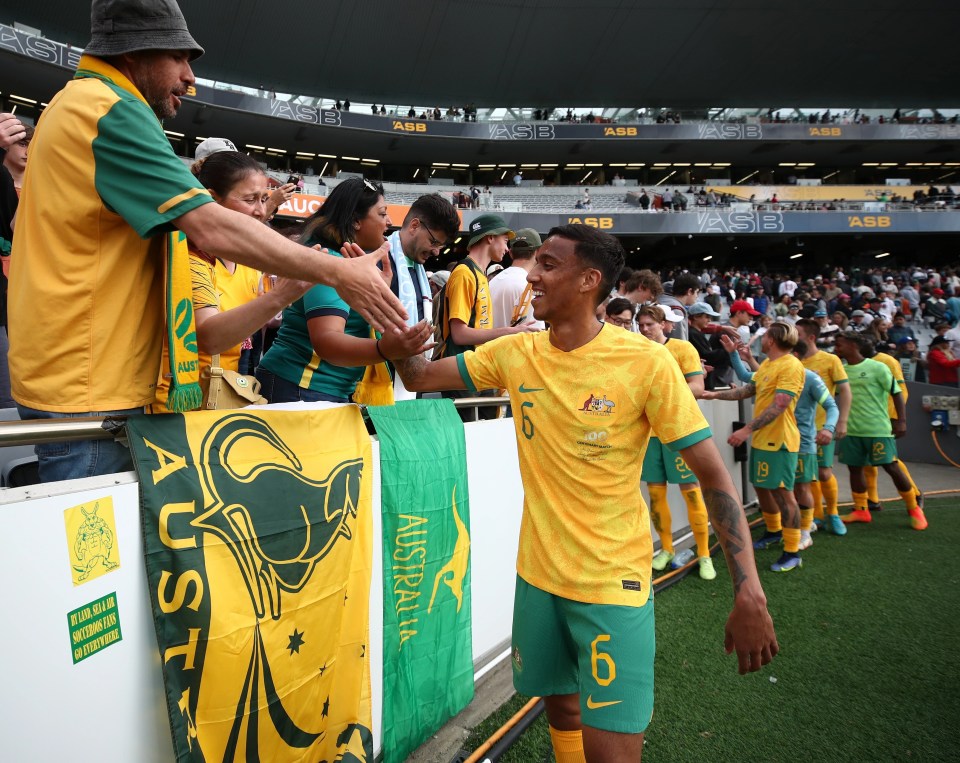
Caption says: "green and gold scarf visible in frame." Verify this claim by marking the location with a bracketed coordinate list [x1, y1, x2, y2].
[163, 230, 202, 412]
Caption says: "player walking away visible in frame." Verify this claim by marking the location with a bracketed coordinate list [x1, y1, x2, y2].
[722, 334, 839, 552]
[864, 347, 924, 513]
[394, 224, 778, 762]
[833, 331, 928, 530]
[636, 305, 716, 580]
[794, 319, 850, 535]
[702, 323, 807, 573]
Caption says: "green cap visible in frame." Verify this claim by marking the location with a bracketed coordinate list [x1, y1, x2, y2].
[510, 228, 542, 252]
[466, 214, 514, 248]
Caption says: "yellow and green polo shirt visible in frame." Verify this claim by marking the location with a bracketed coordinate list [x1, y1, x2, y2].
[8, 55, 212, 412]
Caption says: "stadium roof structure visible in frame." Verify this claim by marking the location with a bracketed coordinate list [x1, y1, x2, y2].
[5, 0, 960, 109]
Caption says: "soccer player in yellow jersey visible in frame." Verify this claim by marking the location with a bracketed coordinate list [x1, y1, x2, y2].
[636, 305, 716, 581]
[702, 323, 807, 573]
[794, 319, 850, 535]
[833, 332, 927, 530]
[864, 346, 924, 512]
[395, 225, 778, 763]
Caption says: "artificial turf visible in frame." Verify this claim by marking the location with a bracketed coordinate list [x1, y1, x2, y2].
[461, 498, 960, 762]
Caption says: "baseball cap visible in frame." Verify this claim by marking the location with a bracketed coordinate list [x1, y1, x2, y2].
[896, 336, 917, 345]
[788, 303, 801, 311]
[838, 293, 851, 300]
[195, 137, 238, 161]
[851, 309, 866, 317]
[466, 214, 515, 248]
[930, 336, 949, 348]
[730, 299, 760, 316]
[510, 228, 542, 252]
[428, 270, 450, 289]
[688, 302, 720, 318]
[813, 309, 827, 317]
[661, 307, 684, 323]
[933, 288, 945, 296]
[86, 0, 204, 60]
[868, 295, 882, 303]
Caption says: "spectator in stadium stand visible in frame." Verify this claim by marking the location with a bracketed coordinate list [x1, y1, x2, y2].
[7, 0, 406, 483]
[407, 106, 415, 118]
[384, 193, 461, 399]
[428, 270, 450, 300]
[728, 299, 760, 344]
[687, 302, 733, 389]
[1, 123, 31, 196]
[924, 288, 948, 324]
[773, 294, 791, 318]
[886, 313, 914, 344]
[491, 228, 546, 331]
[255, 178, 433, 405]
[945, 319, 960, 357]
[335, 99, 342, 110]
[784, 303, 802, 325]
[948, 290, 960, 328]
[638, 189, 651, 210]
[752, 285, 771, 317]
[895, 336, 926, 383]
[602, 297, 635, 331]
[622, 269, 690, 340]
[849, 310, 869, 332]
[0, 112, 28, 410]
[379, 105, 386, 116]
[150, 149, 312, 412]
[342, 99, 351, 111]
[779, 276, 798, 298]
[513, 171, 523, 187]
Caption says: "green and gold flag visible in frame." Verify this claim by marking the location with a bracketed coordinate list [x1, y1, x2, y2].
[367, 400, 473, 763]
[128, 408, 374, 763]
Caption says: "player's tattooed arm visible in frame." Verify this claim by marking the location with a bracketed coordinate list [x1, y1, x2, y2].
[701, 486, 751, 594]
[746, 391, 792, 431]
[680, 439, 780, 674]
[392, 354, 466, 393]
[701, 382, 756, 401]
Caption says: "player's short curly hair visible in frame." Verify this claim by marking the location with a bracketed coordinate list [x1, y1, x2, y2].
[766, 322, 798, 351]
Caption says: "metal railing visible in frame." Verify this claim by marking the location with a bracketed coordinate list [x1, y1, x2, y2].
[0, 399, 511, 448]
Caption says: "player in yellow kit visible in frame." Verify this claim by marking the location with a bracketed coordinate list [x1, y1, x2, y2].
[864, 346, 924, 512]
[394, 225, 778, 762]
[794, 319, 850, 535]
[635, 305, 716, 581]
[703, 323, 807, 572]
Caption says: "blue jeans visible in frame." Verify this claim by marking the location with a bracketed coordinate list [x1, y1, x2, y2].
[16, 405, 140, 483]
[254, 368, 347, 404]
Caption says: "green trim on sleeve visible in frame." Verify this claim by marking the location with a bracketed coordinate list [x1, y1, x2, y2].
[663, 426, 712, 452]
[774, 388, 797, 397]
[683, 370, 704, 378]
[456, 354, 478, 393]
[835, 378, 849, 385]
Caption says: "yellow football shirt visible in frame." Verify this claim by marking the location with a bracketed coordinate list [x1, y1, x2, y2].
[460, 324, 711, 606]
[802, 350, 849, 429]
[664, 337, 704, 379]
[874, 351, 907, 418]
[751, 353, 805, 452]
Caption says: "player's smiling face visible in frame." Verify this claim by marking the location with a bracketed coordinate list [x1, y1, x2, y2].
[527, 236, 594, 322]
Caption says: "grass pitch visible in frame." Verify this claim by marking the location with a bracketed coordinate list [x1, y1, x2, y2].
[463, 498, 960, 762]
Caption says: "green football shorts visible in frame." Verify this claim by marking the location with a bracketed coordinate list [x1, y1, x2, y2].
[641, 437, 697, 485]
[816, 440, 836, 469]
[511, 576, 655, 734]
[794, 452, 818, 484]
[750, 447, 798, 490]
[839, 435, 898, 467]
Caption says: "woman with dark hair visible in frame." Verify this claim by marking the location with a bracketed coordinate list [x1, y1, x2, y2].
[257, 178, 432, 403]
[152, 150, 311, 411]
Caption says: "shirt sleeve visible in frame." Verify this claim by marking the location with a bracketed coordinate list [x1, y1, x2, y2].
[460, 336, 512, 392]
[678, 342, 703, 377]
[775, 362, 804, 398]
[445, 266, 477, 325]
[646, 351, 711, 452]
[833, 356, 849, 385]
[189, 255, 218, 310]
[92, 96, 212, 238]
[813, 376, 840, 431]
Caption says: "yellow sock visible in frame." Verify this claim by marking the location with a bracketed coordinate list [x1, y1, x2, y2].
[810, 480, 824, 520]
[822, 475, 839, 516]
[549, 726, 587, 763]
[800, 507, 814, 532]
[852, 491, 869, 512]
[762, 511, 782, 533]
[897, 461, 920, 495]
[682, 486, 711, 557]
[782, 527, 801, 553]
[648, 484, 673, 552]
[899, 489, 918, 511]
[864, 466, 880, 503]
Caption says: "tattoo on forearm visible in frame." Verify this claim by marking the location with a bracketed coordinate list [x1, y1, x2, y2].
[710, 382, 756, 401]
[748, 402, 782, 432]
[393, 355, 427, 384]
[701, 487, 750, 594]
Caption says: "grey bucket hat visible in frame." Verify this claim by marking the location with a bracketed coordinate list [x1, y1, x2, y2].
[85, 0, 204, 60]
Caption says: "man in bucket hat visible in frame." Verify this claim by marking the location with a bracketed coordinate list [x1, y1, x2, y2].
[8, 0, 407, 483]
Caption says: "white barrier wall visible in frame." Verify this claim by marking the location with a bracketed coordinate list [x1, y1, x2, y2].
[0, 402, 744, 762]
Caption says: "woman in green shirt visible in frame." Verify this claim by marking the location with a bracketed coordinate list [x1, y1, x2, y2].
[257, 178, 432, 403]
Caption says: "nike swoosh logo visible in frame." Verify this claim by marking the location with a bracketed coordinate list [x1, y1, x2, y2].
[586, 695, 622, 710]
[518, 384, 544, 393]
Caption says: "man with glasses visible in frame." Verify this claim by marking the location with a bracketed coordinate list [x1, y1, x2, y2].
[385, 194, 461, 399]
[492, 228, 546, 331]
[603, 298, 635, 330]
